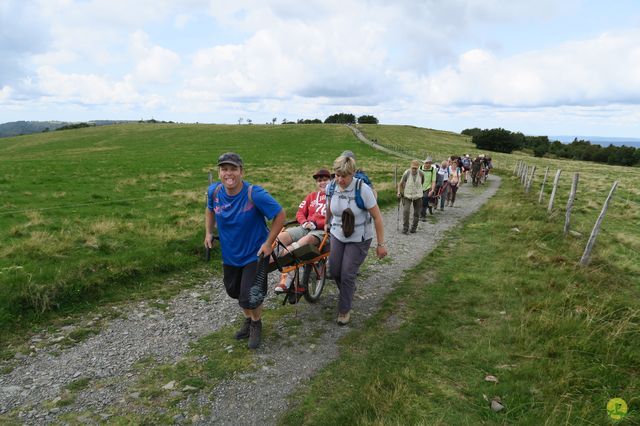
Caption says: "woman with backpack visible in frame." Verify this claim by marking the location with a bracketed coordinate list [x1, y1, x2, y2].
[325, 154, 387, 326]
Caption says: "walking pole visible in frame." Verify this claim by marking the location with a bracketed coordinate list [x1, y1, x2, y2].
[394, 164, 400, 231]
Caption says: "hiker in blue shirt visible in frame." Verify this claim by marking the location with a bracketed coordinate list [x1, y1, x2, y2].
[205, 152, 286, 349]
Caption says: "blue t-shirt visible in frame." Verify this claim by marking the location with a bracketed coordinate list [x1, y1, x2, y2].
[207, 181, 282, 267]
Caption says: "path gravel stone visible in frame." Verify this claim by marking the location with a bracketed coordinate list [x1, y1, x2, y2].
[0, 173, 500, 425]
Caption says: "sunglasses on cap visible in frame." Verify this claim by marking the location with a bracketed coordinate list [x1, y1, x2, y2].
[217, 152, 243, 167]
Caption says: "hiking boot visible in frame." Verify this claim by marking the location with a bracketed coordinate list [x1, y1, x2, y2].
[402, 229, 409, 235]
[274, 273, 290, 294]
[410, 228, 417, 233]
[337, 311, 350, 326]
[248, 319, 262, 349]
[428, 206, 433, 215]
[234, 317, 251, 340]
[420, 216, 427, 222]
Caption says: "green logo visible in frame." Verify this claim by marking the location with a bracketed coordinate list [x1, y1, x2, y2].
[607, 398, 628, 421]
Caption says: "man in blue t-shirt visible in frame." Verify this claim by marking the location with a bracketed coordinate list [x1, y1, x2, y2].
[205, 152, 286, 349]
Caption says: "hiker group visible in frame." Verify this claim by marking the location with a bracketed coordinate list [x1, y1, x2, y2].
[397, 154, 492, 234]
[204, 150, 386, 349]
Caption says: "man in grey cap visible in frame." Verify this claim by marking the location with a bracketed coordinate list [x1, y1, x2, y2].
[419, 156, 437, 218]
[204, 152, 286, 349]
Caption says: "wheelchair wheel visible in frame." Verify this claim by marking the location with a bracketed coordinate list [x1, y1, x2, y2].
[302, 258, 327, 303]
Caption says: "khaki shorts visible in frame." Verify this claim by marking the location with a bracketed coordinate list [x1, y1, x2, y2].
[287, 225, 325, 244]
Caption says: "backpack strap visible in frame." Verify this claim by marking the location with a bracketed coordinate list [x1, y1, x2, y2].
[354, 178, 366, 210]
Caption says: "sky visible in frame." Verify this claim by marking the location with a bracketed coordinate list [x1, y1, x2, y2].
[2, 0, 640, 137]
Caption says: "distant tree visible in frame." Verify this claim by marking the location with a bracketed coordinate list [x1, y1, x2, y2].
[282, 118, 287, 124]
[472, 128, 524, 153]
[357, 115, 379, 124]
[324, 113, 356, 124]
[55, 122, 94, 131]
[461, 128, 482, 138]
[247, 119, 252, 125]
[272, 117, 277, 125]
[238, 117, 244, 125]
[524, 135, 550, 157]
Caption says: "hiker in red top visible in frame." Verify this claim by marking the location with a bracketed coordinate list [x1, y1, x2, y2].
[274, 168, 331, 293]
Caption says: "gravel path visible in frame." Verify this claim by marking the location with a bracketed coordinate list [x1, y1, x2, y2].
[0, 174, 500, 425]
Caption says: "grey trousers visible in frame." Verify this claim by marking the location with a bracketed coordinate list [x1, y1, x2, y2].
[402, 197, 422, 231]
[329, 236, 372, 314]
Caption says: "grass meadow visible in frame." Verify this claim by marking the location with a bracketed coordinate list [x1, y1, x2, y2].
[1, 123, 639, 423]
[0, 123, 397, 345]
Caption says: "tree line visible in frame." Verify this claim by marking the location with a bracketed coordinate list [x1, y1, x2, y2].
[462, 128, 640, 167]
[271, 113, 379, 125]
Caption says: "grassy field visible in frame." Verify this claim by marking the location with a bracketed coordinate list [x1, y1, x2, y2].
[0, 123, 399, 343]
[358, 124, 640, 269]
[282, 169, 640, 425]
[1, 122, 638, 422]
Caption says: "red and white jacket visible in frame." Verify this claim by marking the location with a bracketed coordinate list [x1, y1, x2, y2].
[296, 191, 327, 229]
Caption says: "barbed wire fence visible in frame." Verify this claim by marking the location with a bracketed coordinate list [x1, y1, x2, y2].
[512, 159, 623, 266]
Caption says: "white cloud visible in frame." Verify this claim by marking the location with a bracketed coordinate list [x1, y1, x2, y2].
[411, 29, 640, 108]
[32, 65, 143, 106]
[0, 85, 13, 101]
[129, 31, 181, 84]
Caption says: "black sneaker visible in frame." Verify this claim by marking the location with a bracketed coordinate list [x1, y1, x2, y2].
[248, 320, 262, 349]
[234, 317, 251, 340]
[410, 229, 417, 233]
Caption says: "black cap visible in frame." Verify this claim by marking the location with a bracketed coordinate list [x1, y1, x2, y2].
[312, 168, 331, 179]
[217, 152, 243, 167]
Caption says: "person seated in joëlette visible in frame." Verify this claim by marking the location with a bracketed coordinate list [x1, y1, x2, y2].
[274, 168, 331, 293]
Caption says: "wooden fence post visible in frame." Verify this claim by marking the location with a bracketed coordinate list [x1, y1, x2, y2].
[563, 172, 580, 236]
[580, 181, 619, 266]
[208, 170, 213, 185]
[517, 161, 523, 178]
[513, 160, 519, 175]
[525, 165, 537, 193]
[538, 167, 549, 204]
[521, 165, 528, 186]
[547, 169, 562, 213]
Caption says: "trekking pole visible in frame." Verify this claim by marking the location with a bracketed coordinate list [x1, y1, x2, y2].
[205, 170, 214, 261]
[394, 164, 400, 231]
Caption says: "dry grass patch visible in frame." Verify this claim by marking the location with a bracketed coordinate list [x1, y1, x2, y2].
[170, 190, 202, 205]
[64, 146, 120, 155]
[88, 219, 119, 235]
[117, 177, 139, 187]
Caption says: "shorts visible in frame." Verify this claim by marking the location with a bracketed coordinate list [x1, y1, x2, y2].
[223, 257, 269, 309]
[286, 225, 325, 244]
